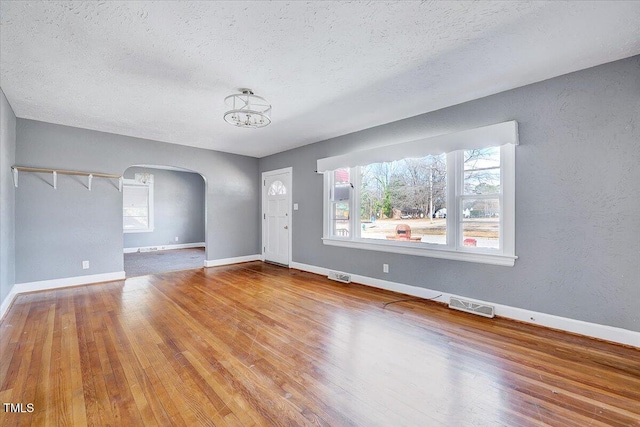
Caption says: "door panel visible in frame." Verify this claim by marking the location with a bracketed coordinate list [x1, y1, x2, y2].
[263, 171, 291, 265]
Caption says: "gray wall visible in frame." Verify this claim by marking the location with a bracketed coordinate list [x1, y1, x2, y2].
[0, 89, 16, 304]
[123, 167, 205, 249]
[259, 56, 640, 332]
[15, 120, 259, 283]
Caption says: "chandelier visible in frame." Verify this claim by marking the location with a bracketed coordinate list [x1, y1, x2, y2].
[223, 89, 272, 128]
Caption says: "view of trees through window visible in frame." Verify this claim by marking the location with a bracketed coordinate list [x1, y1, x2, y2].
[358, 147, 501, 248]
[359, 154, 447, 244]
[462, 147, 501, 248]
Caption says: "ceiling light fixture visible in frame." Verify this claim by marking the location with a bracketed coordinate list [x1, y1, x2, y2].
[224, 88, 272, 128]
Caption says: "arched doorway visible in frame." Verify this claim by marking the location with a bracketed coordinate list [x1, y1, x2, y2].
[122, 165, 207, 277]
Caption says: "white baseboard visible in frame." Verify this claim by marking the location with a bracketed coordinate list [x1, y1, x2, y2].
[204, 254, 261, 268]
[0, 271, 126, 321]
[0, 285, 18, 322]
[124, 242, 205, 254]
[290, 261, 640, 348]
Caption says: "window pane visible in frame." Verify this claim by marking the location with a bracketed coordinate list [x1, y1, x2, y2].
[464, 147, 500, 170]
[267, 180, 286, 195]
[462, 198, 500, 219]
[124, 216, 149, 230]
[462, 198, 499, 249]
[359, 154, 446, 244]
[464, 168, 500, 195]
[124, 186, 149, 206]
[123, 207, 148, 217]
[123, 182, 151, 232]
[332, 169, 350, 201]
[462, 223, 499, 249]
[331, 202, 350, 237]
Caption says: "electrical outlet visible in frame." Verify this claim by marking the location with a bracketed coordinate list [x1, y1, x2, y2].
[175, 236, 179, 242]
[383, 264, 389, 273]
[82, 260, 90, 270]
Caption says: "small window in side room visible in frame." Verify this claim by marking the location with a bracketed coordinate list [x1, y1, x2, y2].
[123, 178, 154, 233]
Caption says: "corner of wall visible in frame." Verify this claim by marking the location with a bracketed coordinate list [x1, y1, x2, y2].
[0, 87, 17, 308]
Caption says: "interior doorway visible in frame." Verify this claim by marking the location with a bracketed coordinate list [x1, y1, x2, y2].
[262, 167, 292, 266]
[122, 165, 206, 277]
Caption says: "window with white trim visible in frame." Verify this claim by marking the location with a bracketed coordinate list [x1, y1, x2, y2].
[267, 180, 287, 195]
[319, 122, 517, 266]
[123, 178, 154, 233]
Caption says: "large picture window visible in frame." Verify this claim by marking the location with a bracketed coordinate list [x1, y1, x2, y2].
[320, 122, 517, 266]
[359, 154, 447, 245]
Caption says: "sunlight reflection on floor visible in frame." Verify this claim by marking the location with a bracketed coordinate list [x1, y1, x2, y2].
[325, 307, 508, 426]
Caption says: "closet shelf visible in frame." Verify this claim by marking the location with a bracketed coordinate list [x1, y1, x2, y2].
[11, 166, 123, 191]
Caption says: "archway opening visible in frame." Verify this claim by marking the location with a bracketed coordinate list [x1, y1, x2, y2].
[122, 164, 207, 277]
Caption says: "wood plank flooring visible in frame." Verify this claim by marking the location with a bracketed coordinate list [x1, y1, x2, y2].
[1, 262, 639, 426]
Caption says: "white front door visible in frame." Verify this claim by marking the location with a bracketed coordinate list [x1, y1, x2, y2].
[263, 168, 291, 265]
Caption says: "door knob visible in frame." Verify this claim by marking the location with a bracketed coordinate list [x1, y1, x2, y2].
[284, 225, 288, 229]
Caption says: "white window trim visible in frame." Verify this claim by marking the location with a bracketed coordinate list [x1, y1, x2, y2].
[123, 178, 154, 233]
[322, 144, 516, 267]
[322, 238, 517, 266]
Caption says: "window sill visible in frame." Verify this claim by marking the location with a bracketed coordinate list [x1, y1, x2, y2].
[322, 238, 516, 266]
[124, 228, 154, 234]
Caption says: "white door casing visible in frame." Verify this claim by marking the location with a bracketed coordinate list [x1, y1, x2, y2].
[262, 168, 292, 266]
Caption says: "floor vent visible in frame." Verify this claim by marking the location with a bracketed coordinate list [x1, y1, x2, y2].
[140, 247, 159, 252]
[449, 297, 495, 318]
[328, 271, 351, 284]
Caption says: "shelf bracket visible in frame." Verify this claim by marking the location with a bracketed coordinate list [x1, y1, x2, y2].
[88, 174, 93, 191]
[12, 168, 18, 188]
[52, 171, 57, 189]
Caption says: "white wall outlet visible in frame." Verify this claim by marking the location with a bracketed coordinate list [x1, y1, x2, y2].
[293, 203, 299, 211]
[82, 260, 90, 269]
[383, 264, 389, 273]
[175, 236, 179, 242]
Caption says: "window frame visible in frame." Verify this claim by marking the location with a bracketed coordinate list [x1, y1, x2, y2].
[322, 144, 516, 266]
[122, 178, 155, 233]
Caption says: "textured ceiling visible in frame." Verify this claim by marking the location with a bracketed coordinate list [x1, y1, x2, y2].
[1, 1, 639, 158]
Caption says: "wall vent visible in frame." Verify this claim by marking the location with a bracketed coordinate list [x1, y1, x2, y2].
[449, 297, 495, 318]
[328, 271, 351, 284]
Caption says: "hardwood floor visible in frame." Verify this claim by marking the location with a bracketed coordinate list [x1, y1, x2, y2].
[1, 262, 638, 426]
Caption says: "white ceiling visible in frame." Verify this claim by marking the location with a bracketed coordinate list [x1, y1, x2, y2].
[1, 1, 639, 158]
